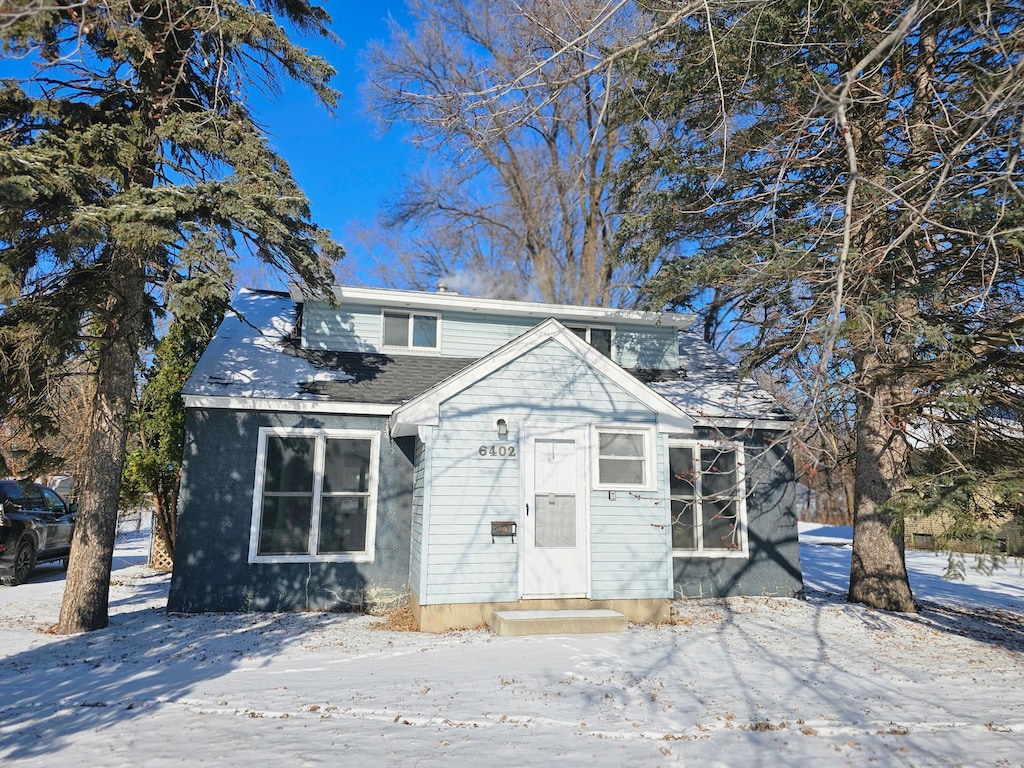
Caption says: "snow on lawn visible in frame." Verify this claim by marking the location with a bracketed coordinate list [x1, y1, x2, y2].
[3, 526, 1024, 767]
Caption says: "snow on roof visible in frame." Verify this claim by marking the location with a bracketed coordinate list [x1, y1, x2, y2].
[185, 289, 791, 427]
[648, 331, 792, 426]
[184, 289, 353, 401]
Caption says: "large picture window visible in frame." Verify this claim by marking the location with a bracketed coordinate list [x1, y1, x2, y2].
[249, 428, 379, 563]
[595, 427, 654, 489]
[382, 310, 439, 349]
[669, 441, 747, 557]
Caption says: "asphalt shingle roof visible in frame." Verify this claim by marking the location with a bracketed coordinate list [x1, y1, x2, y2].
[186, 288, 790, 425]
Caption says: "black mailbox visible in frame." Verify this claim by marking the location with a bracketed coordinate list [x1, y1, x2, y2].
[491, 520, 517, 543]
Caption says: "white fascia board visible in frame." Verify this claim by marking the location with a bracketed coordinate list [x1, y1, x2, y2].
[389, 318, 695, 437]
[289, 282, 695, 329]
[691, 416, 795, 432]
[183, 394, 397, 416]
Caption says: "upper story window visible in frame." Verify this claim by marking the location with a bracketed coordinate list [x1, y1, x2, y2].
[249, 428, 379, 563]
[594, 426, 655, 490]
[383, 311, 440, 350]
[669, 441, 747, 557]
[568, 325, 613, 359]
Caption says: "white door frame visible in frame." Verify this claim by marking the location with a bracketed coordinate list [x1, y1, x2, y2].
[520, 424, 591, 599]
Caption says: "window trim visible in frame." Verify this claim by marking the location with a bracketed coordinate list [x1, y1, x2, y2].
[566, 323, 616, 360]
[380, 310, 441, 351]
[248, 427, 380, 564]
[669, 439, 748, 559]
[592, 425, 656, 491]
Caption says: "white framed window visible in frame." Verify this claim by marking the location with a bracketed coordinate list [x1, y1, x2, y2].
[567, 324, 614, 359]
[382, 310, 440, 350]
[248, 427, 380, 563]
[669, 440, 747, 557]
[594, 426, 655, 490]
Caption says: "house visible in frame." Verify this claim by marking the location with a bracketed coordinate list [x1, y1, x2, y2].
[167, 285, 802, 631]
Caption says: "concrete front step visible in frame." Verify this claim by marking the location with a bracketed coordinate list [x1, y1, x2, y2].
[490, 608, 627, 637]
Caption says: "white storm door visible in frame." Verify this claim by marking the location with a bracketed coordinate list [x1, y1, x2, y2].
[522, 428, 589, 598]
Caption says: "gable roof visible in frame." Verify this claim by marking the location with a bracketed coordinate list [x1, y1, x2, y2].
[389, 318, 695, 437]
[183, 289, 475, 412]
[186, 287, 790, 430]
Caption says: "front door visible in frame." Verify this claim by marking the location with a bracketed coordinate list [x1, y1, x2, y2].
[522, 428, 589, 598]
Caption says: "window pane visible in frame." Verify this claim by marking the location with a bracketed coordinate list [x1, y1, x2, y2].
[3, 482, 43, 508]
[599, 431, 645, 458]
[669, 446, 696, 497]
[411, 314, 437, 347]
[703, 498, 738, 550]
[319, 496, 368, 553]
[590, 328, 612, 358]
[41, 487, 66, 512]
[383, 312, 409, 346]
[323, 438, 371, 494]
[258, 496, 313, 555]
[569, 326, 588, 340]
[535, 494, 575, 547]
[701, 448, 738, 497]
[671, 499, 696, 550]
[264, 436, 315, 493]
[599, 458, 645, 485]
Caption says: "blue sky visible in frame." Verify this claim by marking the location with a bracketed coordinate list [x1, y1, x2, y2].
[0, 3, 414, 291]
[251, 3, 413, 289]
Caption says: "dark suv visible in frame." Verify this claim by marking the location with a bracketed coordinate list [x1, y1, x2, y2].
[0, 480, 77, 586]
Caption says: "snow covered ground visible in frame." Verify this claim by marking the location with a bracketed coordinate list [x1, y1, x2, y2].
[2, 525, 1023, 767]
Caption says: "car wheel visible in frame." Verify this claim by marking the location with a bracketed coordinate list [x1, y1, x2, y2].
[12, 538, 36, 586]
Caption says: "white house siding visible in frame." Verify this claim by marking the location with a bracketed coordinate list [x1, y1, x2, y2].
[301, 303, 381, 351]
[299, 301, 677, 367]
[421, 339, 672, 604]
[614, 325, 679, 370]
[438, 311, 538, 357]
[419, 420, 520, 604]
[589, 435, 672, 600]
[409, 437, 427, 601]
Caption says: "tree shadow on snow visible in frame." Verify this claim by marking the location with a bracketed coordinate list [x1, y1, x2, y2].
[0, 593, 361, 762]
[801, 540, 1024, 650]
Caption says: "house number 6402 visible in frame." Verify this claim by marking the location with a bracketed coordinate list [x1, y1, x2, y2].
[478, 445, 516, 457]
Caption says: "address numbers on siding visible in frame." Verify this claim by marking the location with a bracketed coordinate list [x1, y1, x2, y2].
[478, 445, 517, 458]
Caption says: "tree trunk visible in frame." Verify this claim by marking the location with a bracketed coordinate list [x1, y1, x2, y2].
[54, 255, 146, 634]
[848, 355, 917, 612]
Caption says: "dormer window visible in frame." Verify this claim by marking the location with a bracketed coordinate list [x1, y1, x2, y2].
[568, 325, 613, 359]
[383, 311, 439, 350]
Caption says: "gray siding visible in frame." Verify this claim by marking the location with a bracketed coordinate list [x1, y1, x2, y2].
[168, 409, 414, 613]
[672, 428, 803, 599]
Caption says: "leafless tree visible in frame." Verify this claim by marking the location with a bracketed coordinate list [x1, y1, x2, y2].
[363, 0, 662, 305]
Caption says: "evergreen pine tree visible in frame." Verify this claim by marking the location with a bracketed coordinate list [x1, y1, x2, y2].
[617, 0, 1024, 610]
[0, 1, 343, 632]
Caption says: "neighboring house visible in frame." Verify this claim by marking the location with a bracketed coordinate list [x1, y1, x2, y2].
[168, 285, 802, 631]
[903, 410, 1024, 556]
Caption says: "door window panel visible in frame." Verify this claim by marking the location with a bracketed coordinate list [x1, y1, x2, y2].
[534, 494, 576, 548]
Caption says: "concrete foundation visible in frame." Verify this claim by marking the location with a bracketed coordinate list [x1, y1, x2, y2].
[410, 592, 670, 633]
